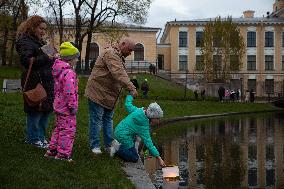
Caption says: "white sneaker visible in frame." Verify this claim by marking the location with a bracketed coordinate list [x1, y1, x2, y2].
[43, 139, 49, 148]
[110, 139, 121, 157]
[92, 148, 102, 154]
[135, 136, 141, 153]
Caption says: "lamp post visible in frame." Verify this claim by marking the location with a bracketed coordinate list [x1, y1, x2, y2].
[184, 70, 188, 99]
[240, 78, 243, 102]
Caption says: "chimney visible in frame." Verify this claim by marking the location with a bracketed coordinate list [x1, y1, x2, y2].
[243, 10, 255, 18]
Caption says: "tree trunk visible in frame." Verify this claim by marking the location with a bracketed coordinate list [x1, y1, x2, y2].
[84, 31, 92, 73]
[1, 28, 9, 66]
[9, 20, 18, 65]
[59, 0, 64, 44]
[9, 36, 16, 65]
[74, 9, 82, 73]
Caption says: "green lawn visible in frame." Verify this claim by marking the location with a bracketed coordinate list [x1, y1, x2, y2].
[0, 66, 280, 188]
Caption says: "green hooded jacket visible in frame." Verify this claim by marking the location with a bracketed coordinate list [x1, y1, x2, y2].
[114, 95, 160, 157]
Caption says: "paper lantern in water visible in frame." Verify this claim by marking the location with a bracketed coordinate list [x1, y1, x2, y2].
[162, 166, 179, 181]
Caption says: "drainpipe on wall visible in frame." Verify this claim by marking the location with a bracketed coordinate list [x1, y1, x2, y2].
[156, 28, 162, 74]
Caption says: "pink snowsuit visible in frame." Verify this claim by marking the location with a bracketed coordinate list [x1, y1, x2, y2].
[49, 59, 78, 158]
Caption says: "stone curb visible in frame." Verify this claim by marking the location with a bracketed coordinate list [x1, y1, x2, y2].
[159, 109, 282, 126]
[123, 158, 156, 189]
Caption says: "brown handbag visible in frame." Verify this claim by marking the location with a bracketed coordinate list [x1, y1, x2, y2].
[22, 57, 47, 108]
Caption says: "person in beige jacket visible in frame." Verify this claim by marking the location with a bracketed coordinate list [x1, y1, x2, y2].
[85, 38, 138, 154]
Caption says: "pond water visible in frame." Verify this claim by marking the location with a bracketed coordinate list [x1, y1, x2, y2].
[144, 112, 284, 189]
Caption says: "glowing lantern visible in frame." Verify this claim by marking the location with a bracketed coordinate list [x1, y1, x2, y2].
[162, 165, 179, 180]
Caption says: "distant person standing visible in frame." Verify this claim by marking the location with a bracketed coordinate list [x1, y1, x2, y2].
[141, 78, 149, 99]
[130, 75, 139, 89]
[194, 90, 198, 100]
[238, 89, 241, 102]
[225, 89, 230, 101]
[201, 89, 205, 101]
[250, 89, 255, 103]
[245, 90, 250, 103]
[218, 86, 225, 101]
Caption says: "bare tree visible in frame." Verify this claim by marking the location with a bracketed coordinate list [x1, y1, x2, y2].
[45, 0, 68, 44]
[70, 0, 88, 72]
[83, 0, 152, 72]
[8, 0, 28, 65]
[0, 0, 9, 9]
[0, 14, 11, 66]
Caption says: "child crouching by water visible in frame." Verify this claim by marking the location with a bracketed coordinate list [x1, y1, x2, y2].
[44, 42, 79, 162]
[110, 95, 166, 167]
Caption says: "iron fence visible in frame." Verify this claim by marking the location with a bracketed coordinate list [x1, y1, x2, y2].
[156, 71, 284, 100]
[76, 59, 158, 75]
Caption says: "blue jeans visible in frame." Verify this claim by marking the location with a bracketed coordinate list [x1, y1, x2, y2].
[88, 99, 114, 149]
[116, 146, 139, 163]
[26, 112, 50, 143]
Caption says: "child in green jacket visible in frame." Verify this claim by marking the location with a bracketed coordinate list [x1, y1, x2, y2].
[110, 95, 165, 167]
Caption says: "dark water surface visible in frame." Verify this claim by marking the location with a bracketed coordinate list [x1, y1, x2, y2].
[144, 112, 284, 189]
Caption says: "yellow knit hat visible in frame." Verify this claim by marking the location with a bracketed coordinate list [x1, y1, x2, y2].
[59, 42, 80, 60]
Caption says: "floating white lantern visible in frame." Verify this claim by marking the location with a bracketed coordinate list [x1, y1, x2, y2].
[162, 165, 179, 179]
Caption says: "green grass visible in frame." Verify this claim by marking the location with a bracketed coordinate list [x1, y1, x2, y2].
[0, 65, 22, 79]
[0, 66, 280, 188]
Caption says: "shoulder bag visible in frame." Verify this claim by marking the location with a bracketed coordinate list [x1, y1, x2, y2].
[22, 57, 47, 108]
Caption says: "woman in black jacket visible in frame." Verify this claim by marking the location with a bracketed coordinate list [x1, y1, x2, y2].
[16, 15, 55, 148]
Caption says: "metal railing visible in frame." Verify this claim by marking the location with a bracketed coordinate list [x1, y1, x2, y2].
[76, 59, 158, 75]
[155, 70, 284, 100]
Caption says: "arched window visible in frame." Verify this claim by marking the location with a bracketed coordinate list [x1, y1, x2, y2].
[134, 43, 144, 61]
[89, 43, 99, 62]
[89, 43, 99, 68]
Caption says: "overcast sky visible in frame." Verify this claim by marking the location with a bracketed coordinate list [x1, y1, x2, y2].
[144, 0, 274, 29]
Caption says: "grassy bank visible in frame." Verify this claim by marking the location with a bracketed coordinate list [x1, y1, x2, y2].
[0, 66, 280, 188]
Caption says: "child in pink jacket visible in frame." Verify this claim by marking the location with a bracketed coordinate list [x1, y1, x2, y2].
[44, 42, 79, 162]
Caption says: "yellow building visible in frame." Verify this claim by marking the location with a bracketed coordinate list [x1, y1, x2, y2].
[157, 0, 284, 97]
[48, 19, 160, 71]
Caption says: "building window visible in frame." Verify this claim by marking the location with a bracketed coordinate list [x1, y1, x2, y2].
[265, 79, 274, 94]
[134, 43, 144, 61]
[157, 54, 164, 70]
[213, 55, 222, 71]
[266, 170, 275, 187]
[196, 55, 203, 71]
[179, 31, 188, 47]
[247, 31, 256, 47]
[247, 79, 256, 91]
[282, 55, 284, 70]
[89, 43, 99, 68]
[196, 31, 203, 47]
[179, 55, 188, 71]
[213, 36, 222, 47]
[247, 55, 256, 70]
[265, 31, 274, 47]
[265, 55, 274, 70]
[230, 55, 239, 71]
[282, 32, 284, 48]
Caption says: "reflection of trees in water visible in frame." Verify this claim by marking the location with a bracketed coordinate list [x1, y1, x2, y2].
[150, 113, 284, 188]
[202, 135, 245, 189]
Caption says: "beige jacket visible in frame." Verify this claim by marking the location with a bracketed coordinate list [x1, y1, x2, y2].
[85, 46, 135, 110]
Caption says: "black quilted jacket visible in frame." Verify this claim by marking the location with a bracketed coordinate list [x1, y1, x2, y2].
[16, 33, 54, 113]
